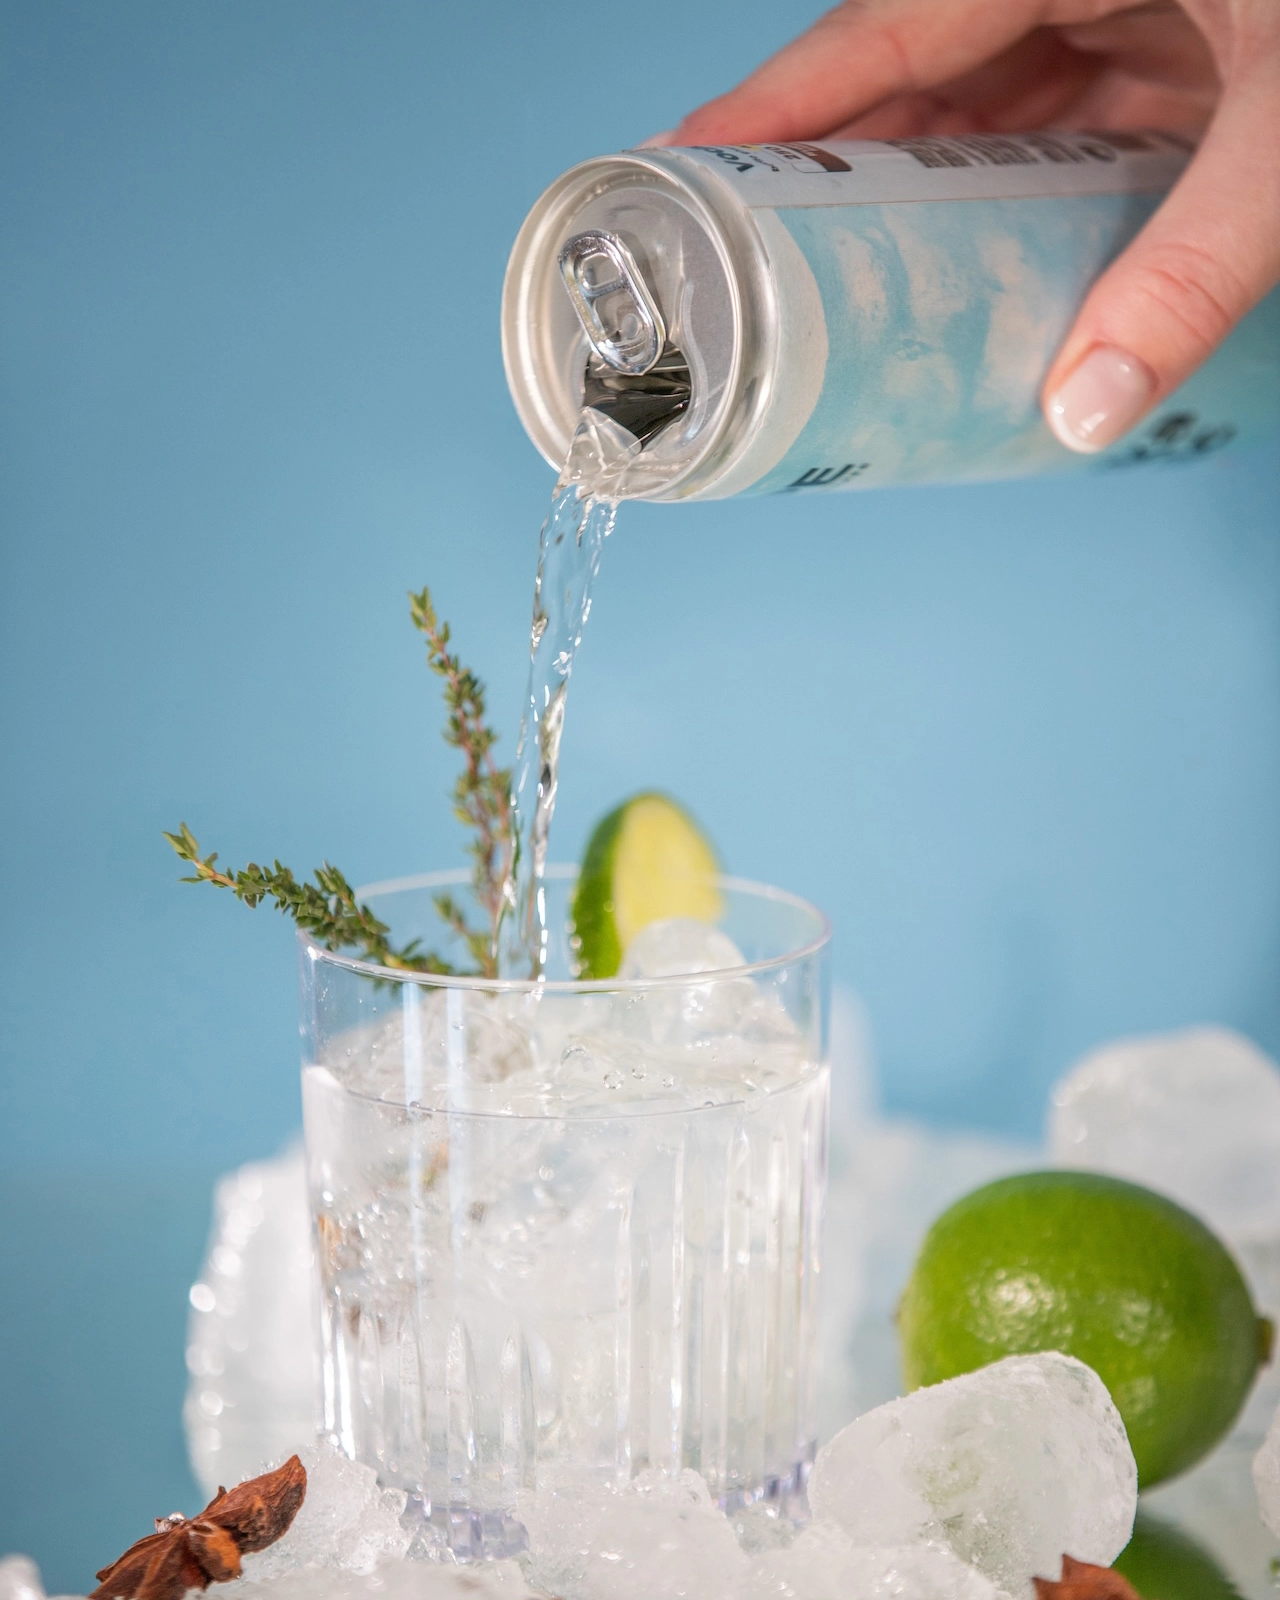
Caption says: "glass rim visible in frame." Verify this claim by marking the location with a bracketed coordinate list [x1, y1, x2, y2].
[299, 864, 830, 992]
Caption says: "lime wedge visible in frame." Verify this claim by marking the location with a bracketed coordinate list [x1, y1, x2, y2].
[572, 792, 721, 978]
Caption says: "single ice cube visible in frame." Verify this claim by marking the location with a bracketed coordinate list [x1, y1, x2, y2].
[808, 1352, 1136, 1596]
[619, 918, 746, 979]
[520, 1468, 746, 1600]
[618, 919, 752, 1048]
[617, 919, 805, 1064]
[1254, 1400, 1280, 1536]
[0, 1558, 44, 1600]
[739, 1523, 1011, 1600]
[1048, 1026, 1280, 1245]
[239, 1441, 412, 1577]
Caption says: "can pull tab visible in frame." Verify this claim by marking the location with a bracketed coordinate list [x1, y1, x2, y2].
[558, 231, 666, 376]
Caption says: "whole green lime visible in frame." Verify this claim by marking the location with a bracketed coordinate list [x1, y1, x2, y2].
[572, 791, 720, 978]
[898, 1170, 1271, 1487]
[1113, 1512, 1237, 1599]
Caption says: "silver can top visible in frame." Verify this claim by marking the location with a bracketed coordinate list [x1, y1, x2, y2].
[502, 151, 773, 500]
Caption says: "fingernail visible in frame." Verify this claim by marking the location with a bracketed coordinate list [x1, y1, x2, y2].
[635, 130, 678, 149]
[1045, 345, 1156, 453]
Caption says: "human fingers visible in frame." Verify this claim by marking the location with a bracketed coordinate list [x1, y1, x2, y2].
[1042, 68, 1280, 452]
[1057, 4, 1218, 103]
[666, 0, 1047, 145]
[822, 29, 1099, 138]
[1049, 3, 1217, 133]
[825, 32, 1205, 143]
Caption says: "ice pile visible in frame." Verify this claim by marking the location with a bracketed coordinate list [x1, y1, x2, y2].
[183, 984, 1039, 1505]
[18, 1354, 1133, 1600]
[0, 1549, 536, 1600]
[520, 1469, 1016, 1600]
[185, 1145, 319, 1497]
[510, 1351, 1132, 1600]
[809, 1353, 1136, 1595]
[739, 1527, 1008, 1600]
[1048, 1025, 1280, 1246]
[239, 1442, 412, 1576]
[520, 1469, 745, 1600]
[1049, 1024, 1280, 1439]
[0, 1559, 58, 1600]
[518, 1475, 1005, 1600]
[615, 918, 765, 1049]
[238, 1560, 538, 1600]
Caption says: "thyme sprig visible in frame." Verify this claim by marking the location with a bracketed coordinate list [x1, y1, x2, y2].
[162, 823, 456, 973]
[409, 585, 511, 971]
[165, 586, 512, 977]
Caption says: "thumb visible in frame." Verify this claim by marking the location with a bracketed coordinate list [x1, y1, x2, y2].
[1042, 78, 1280, 453]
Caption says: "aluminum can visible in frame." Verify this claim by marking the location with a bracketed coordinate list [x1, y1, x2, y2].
[502, 133, 1280, 500]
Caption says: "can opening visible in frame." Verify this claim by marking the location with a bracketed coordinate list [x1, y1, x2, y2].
[581, 344, 692, 448]
[505, 152, 766, 498]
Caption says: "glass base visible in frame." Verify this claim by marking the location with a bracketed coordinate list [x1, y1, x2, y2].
[401, 1497, 532, 1562]
[398, 1450, 815, 1564]
[718, 1448, 814, 1519]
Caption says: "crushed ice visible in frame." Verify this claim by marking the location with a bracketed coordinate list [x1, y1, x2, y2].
[238, 1442, 412, 1576]
[520, 1468, 745, 1600]
[1050, 1023, 1280, 1439]
[7, 1368, 1126, 1597]
[1049, 1024, 1280, 1247]
[31, 1005, 1257, 1599]
[11, 1355, 1139, 1600]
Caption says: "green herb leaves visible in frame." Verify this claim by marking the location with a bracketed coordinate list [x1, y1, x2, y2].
[409, 586, 511, 974]
[162, 823, 455, 973]
[165, 586, 512, 977]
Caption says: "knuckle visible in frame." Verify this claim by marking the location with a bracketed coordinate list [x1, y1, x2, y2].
[1127, 239, 1245, 356]
[876, 19, 921, 91]
[827, 2, 921, 90]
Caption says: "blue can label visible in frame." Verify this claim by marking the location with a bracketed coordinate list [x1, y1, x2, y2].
[674, 139, 1280, 492]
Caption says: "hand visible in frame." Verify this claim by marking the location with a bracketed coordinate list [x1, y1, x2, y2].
[653, 2, 1280, 453]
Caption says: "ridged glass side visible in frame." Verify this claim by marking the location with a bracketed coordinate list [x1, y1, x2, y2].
[307, 1069, 826, 1522]
[300, 873, 830, 1557]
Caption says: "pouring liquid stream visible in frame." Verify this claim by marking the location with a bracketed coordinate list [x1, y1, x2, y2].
[495, 413, 641, 978]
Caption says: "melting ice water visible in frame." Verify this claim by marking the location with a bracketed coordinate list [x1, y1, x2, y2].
[496, 415, 640, 978]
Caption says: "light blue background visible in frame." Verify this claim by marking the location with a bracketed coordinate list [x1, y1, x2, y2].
[1, 1, 1277, 1585]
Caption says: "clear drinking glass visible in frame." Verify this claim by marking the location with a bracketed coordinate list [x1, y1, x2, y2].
[299, 867, 829, 1557]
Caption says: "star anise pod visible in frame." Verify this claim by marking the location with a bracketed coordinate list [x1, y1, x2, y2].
[90, 1455, 306, 1600]
[1033, 1553, 1142, 1600]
